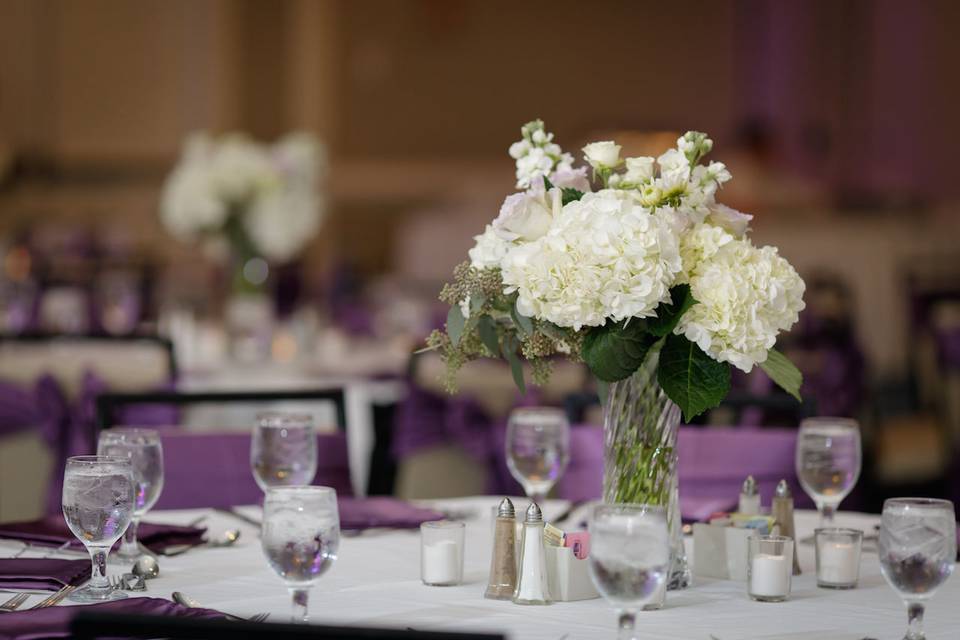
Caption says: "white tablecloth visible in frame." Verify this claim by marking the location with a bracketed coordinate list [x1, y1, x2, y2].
[4, 499, 958, 640]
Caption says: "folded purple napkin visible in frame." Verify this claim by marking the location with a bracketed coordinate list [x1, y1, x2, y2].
[338, 497, 444, 530]
[0, 517, 205, 555]
[0, 597, 225, 640]
[0, 559, 89, 591]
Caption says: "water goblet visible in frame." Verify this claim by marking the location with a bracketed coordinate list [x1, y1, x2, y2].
[879, 498, 956, 640]
[588, 504, 669, 640]
[97, 428, 164, 559]
[795, 417, 861, 526]
[62, 455, 135, 603]
[261, 486, 340, 623]
[505, 407, 570, 505]
[251, 413, 317, 492]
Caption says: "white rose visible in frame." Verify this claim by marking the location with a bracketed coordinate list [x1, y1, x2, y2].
[493, 188, 560, 242]
[582, 141, 622, 169]
[624, 156, 655, 183]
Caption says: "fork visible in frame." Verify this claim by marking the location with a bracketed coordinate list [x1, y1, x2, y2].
[29, 585, 75, 609]
[0, 593, 29, 612]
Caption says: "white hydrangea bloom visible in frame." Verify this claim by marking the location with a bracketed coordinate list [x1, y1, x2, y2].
[677, 239, 806, 372]
[243, 187, 323, 262]
[501, 190, 682, 330]
[468, 224, 513, 270]
[677, 222, 735, 283]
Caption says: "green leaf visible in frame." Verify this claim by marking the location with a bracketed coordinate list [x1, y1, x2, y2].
[470, 294, 486, 315]
[501, 336, 526, 394]
[648, 285, 696, 337]
[476, 315, 500, 356]
[446, 305, 465, 346]
[759, 348, 803, 401]
[595, 378, 609, 407]
[561, 187, 584, 205]
[511, 302, 534, 336]
[582, 320, 657, 382]
[542, 175, 555, 190]
[657, 333, 731, 422]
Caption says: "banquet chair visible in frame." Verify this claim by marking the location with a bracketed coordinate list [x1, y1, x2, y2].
[93, 387, 353, 508]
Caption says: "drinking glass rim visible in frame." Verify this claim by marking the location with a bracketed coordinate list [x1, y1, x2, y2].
[592, 503, 667, 517]
[264, 485, 336, 498]
[66, 455, 132, 466]
[799, 417, 859, 430]
[508, 406, 569, 429]
[814, 527, 864, 538]
[749, 534, 794, 543]
[98, 427, 161, 441]
[883, 497, 954, 510]
[420, 519, 465, 530]
[257, 412, 314, 429]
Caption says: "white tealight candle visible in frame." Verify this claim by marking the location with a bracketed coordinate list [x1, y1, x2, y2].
[818, 542, 859, 585]
[422, 540, 460, 585]
[750, 553, 789, 598]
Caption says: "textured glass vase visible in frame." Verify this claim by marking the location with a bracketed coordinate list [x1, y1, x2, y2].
[602, 345, 691, 602]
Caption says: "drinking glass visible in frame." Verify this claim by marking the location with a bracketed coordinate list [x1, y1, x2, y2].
[61, 455, 135, 602]
[795, 417, 861, 526]
[588, 504, 669, 640]
[97, 428, 164, 559]
[879, 498, 956, 640]
[261, 486, 340, 623]
[505, 407, 570, 505]
[251, 413, 317, 492]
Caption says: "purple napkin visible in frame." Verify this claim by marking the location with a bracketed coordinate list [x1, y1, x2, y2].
[0, 517, 205, 555]
[0, 597, 225, 640]
[0, 559, 89, 591]
[338, 497, 444, 531]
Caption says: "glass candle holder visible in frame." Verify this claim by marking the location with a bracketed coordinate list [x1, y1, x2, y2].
[815, 527, 862, 589]
[421, 521, 465, 586]
[747, 535, 793, 602]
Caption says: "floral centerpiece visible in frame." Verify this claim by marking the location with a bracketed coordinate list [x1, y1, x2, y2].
[160, 131, 327, 290]
[426, 120, 806, 589]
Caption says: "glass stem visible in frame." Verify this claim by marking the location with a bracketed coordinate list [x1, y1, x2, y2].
[906, 602, 925, 640]
[617, 610, 638, 640]
[88, 545, 110, 590]
[819, 503, 836, 527]
[289, 587, 310, 623]
[120, 517, 141, 557]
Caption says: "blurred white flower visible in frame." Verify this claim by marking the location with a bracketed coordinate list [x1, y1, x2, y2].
[272, 132, 327, 190]
[502, 190, 681, 330]
[468, 224, 512, 270]
[243, 187, 323, 262]
[208, 134, 273, 203]
[159, 163, 226, 238]
[493, 188, 560, 242]
[582, 141, 622, 170]
[677, 239, 806, 371]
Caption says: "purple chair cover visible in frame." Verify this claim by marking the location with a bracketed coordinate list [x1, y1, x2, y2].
[0, 597, 225, 640]
[553, 424, 811, 521]
[392, 385, 497, 463]
[154, 430, 353, 510]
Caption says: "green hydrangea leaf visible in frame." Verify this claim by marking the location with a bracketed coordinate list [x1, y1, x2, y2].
[582, 320, 657, 382]
[446, 305, 466, 346]
[648, 285, 695, 337]
[759, 348, 803, 401]
[657, 333, 730, 422]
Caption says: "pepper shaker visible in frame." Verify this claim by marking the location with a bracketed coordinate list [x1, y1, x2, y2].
[771, 479, 801, 575]
[513, 502, 551, 605]
[739, 475, 760, 515]
[485, 498, 518, 600]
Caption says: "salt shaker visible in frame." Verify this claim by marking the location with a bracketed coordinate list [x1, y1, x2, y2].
[512, 502, 551, 605]
[485, 498, 518, 600]
[771, 479, 801, 575]
[739, 475, 760, 515]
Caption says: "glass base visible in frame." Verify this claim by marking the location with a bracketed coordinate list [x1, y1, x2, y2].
[68, 585, 129, 603]
[817, 580, 857, 590]
[749, 593, 788, 603]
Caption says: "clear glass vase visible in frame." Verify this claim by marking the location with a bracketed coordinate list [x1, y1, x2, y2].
[603, 345, 691, 606]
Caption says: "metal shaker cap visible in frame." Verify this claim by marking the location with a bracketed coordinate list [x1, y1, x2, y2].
[742, 475, 758, 496]
[497, 497, 516, 518]
[524, 501, 543, 524]
[775, 479, 791, 498]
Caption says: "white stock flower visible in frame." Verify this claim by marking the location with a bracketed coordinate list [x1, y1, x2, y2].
[677, 239, 805, 372]
[582, 141, 622, 170]
[623, 157, 655, 183]
[243, 187, 323, 262]
[549, 166, 591, 192]
[515, 147, 554, 190]
[509, 140, 532, 159]
[501, 190, 681, 330]
[656, 148, 690, 185]
[468, 224, 512, 270]
[493, 188, 560, 242]
[706, 203, 752, 237]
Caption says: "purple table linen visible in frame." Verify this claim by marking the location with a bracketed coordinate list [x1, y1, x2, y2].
[0, 597, 226, 640]
[0, 559, 89, 591]
[0, 517, 205, 555]
[338, 497, 443, 530]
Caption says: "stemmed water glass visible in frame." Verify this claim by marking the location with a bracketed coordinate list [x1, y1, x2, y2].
[505, 407, 570, 505]
[251, 413, 317, 492]
[62, 455, 135, 602]
[795, 417, 861, 526]
[588, 504, 669, 640]
[97, 428, 164, 559]
[261, 486, 340, 623]
[879, 498, 956, 640]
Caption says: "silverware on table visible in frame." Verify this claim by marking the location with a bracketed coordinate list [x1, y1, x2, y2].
[172, 591, 269, 623]
[0, 593, 29, 612]
[161, 529, 241, 557]
[28, 585, 75, 609]
[132, 555, 160, 579]
[109, 574, 146, 592]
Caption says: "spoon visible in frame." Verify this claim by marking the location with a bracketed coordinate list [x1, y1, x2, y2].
[161, 529, 241, 557]
[131, 555, 160, 579]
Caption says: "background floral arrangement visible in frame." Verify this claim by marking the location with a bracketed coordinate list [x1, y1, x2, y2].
[427, 120, 806, 420]
[160, 131, 326, 266]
